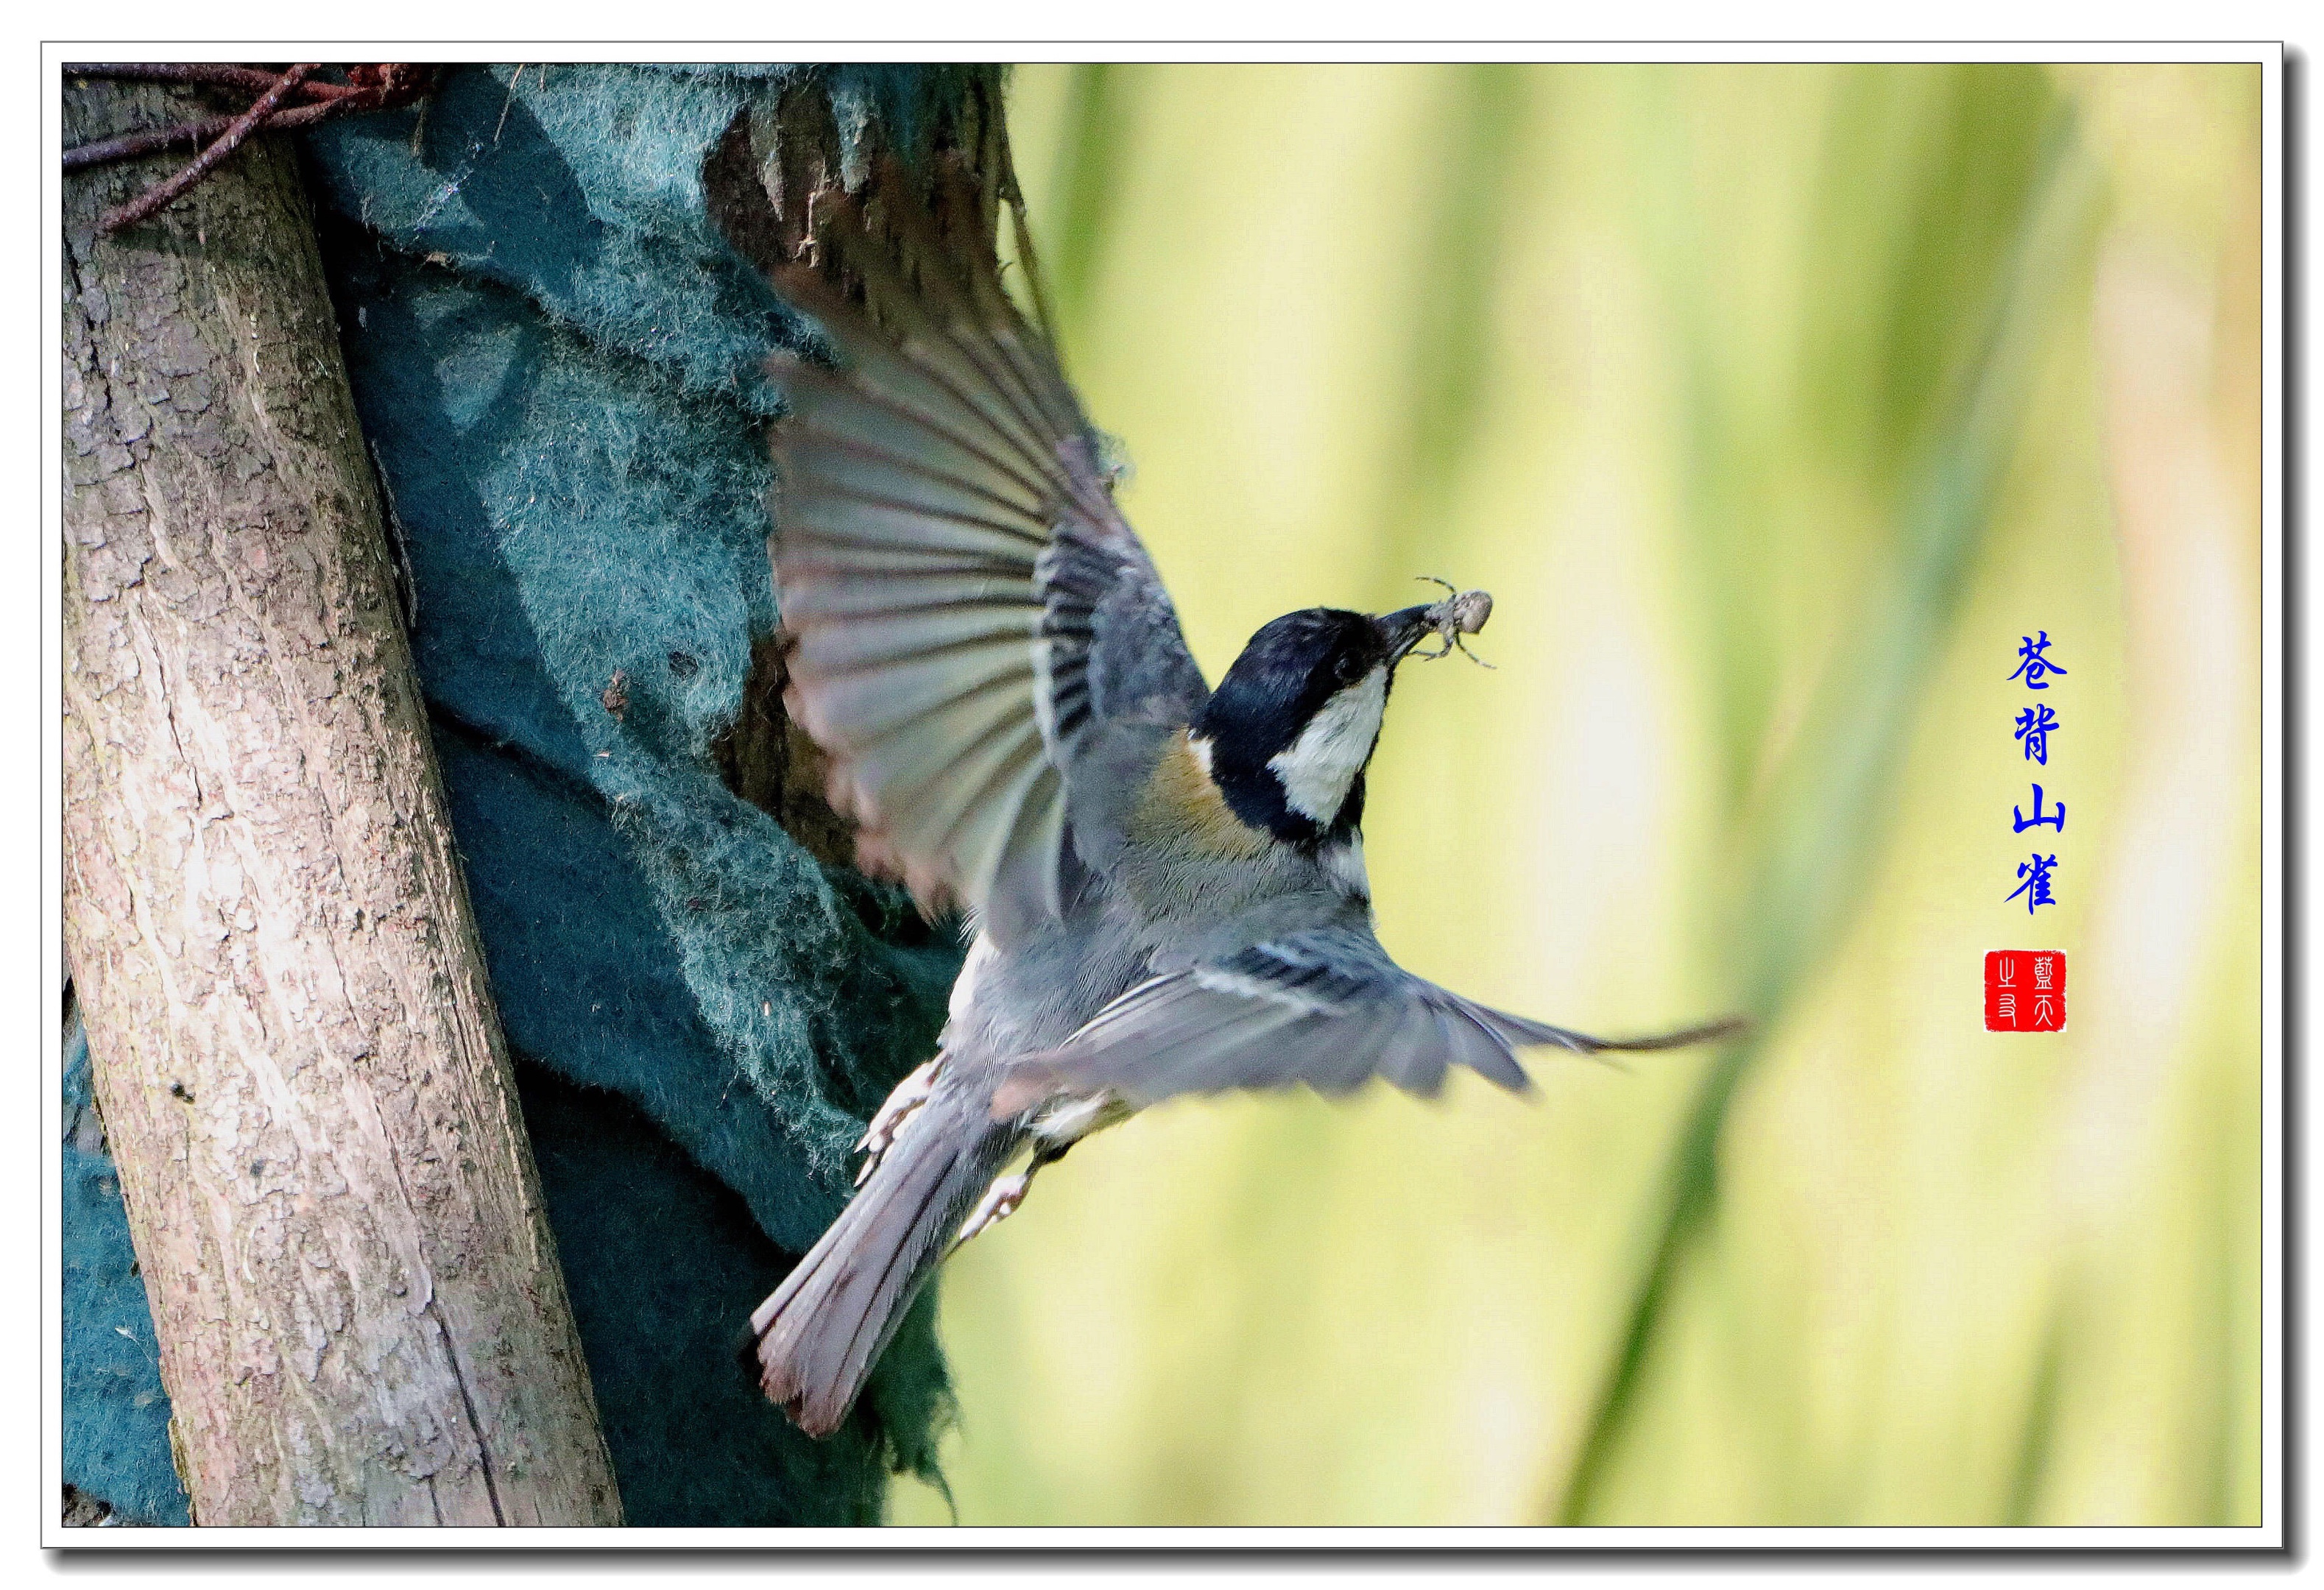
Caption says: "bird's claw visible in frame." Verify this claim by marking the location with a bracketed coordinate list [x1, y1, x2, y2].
[855, 1058, 940, 1184]
[954, 1172, 1029, 1247]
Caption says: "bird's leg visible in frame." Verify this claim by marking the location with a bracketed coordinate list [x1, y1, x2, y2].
[953, 1142, 1069, 1249]
[855, 1056, 941, 1186]
[954, 1171, 1030, 1247]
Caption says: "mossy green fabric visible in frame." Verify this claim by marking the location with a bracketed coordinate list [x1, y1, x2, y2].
[61, 1010, 189, 1527]
[63, 62, 986, 1526]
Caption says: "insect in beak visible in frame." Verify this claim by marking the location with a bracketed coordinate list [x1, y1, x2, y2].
[1376, 577, 1495, 668]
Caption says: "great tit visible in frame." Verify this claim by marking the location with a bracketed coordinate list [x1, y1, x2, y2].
[748, 166, 1737, 1438]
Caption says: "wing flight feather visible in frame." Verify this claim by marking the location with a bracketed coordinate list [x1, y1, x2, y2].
[766, 165, 1206, 939]
[1012, 925, 1744, 1107]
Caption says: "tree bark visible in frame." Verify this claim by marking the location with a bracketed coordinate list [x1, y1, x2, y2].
[60, 76, 621, 1527]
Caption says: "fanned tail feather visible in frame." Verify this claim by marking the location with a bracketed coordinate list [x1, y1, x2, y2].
[752, 1086, 1017, 1437]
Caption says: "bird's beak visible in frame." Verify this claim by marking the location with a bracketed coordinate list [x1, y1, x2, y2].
[1373, 604, 1438, 666]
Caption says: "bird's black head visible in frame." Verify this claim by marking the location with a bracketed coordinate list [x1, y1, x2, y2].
[1190, 604, 1444, 847]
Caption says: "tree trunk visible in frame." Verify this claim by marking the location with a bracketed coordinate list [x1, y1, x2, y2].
[60, 75, 621, 1527]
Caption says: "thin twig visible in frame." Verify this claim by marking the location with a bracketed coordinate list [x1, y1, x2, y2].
[63, 66, 430, 175]
[63, 118, 222, 172]
[494, 64, 525, 146]
[98, 63, 316, 233]
[63, 63, 359, 100]
[64, 96, 347, 172]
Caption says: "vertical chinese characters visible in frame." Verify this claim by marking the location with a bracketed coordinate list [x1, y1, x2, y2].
[1985, 632, 2069, 1032]
[2030, 953, 2060, 1031]
[2007, 633, 2068, 911]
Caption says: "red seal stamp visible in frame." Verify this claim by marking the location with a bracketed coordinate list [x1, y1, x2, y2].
[1985, 950, 2066, 1032]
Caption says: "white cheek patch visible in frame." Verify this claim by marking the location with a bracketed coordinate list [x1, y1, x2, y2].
[1268, 665, 1387, 823]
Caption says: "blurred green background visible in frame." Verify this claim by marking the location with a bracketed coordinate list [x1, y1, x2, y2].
[889, 62, 2265, 1527]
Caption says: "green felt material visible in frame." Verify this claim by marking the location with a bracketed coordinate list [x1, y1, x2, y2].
[62, 1009, 190, 1527]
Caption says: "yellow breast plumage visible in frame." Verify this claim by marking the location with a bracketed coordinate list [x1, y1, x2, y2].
[1130, 729, 1272, 861]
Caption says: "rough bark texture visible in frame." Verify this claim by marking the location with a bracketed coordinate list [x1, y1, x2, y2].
[60, 77, 621, 1527]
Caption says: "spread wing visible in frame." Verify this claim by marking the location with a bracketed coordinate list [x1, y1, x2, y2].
[766, 174, 1207, 941]
[1009, 925, 1744, 1107]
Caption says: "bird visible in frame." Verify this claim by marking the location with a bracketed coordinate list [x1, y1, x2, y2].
[746, 160, 1740, 1438]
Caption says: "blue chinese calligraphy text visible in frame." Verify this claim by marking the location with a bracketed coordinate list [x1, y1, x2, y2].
[2014, 703, 2058, 765]
[2008, 631, 2068, 689]
[2008, 853, 2059, 914]
[2013, 783, 2066, 833]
